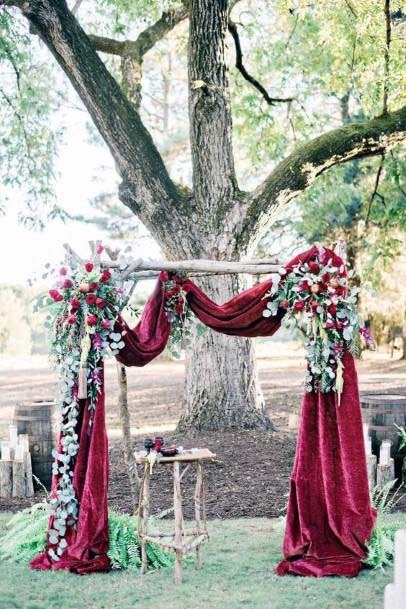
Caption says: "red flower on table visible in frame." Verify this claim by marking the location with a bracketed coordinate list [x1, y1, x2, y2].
[100, 270, 111, 283]
[85, 262, 94, 272]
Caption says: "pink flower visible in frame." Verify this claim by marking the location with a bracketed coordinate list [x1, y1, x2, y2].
[280, 300, 289, 309]
[96, 244, 104, 255]
[89, 282, 99, 292]
[62, 279, 73, 289]
[85, 262, 94, 272]
[294, 301, 305, 311]
[59, 267, 67, 276]
[326, 321, 335, 329]
[96, 297, 106, 309]
[328, 304, 337, 315]
[49, 289, 63, 302]
[67, 314, 77, 325]
[87, 314, 97, 327]
[86, 293, 97, 305]
[102, 319, 110, 329]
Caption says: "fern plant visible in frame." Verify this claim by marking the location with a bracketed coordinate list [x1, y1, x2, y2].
[0, 503, 173, 571]
[363, 481, 406, 570]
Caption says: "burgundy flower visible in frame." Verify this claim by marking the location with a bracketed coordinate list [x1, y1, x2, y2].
[62, 278, 73, 289]
[102, 319, 110, 329]
[89, 281, 99, 292]
[59, 267, 67, 276]
[96, 297, 106, 309]
[294, 301, 305, 311]
[280, 300, 289, 309]
[322, 272, 330, 283]
[308, 261, 320, 274]
[175, 303, 184, 314]
[70, 298, 80, 311]
[86, 293, 97, 305]
[67, 314, 77, 325]
[326, 321, 335, 329]
[87, 314, 97, 327]
[299, 280, 311, 291]
[85, 262, 94, 272]
[49, 289, 63, 302]
[96, 244, 104, 255]
[328, 304, 337, 315]
[100, 270, 111, 283]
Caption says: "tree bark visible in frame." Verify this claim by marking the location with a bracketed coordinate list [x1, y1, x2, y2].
[12, 0, 406, 431]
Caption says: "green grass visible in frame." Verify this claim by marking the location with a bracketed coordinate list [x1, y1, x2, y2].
[0, 512, 402, 609]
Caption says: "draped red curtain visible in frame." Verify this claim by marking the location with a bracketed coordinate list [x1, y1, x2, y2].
[31, 245, 376, 576]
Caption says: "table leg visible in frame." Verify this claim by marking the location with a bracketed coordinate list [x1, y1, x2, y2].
[173, 461, 183, 584]
[140, 463, 150, 575]
[194, 461, 203, 569]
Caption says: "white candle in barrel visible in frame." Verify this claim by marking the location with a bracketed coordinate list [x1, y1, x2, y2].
[14, 444, 24, 461]
[1, 440, 11, 461]
[9, 425, 18, 449]
[380, 440, 391, 466]
[363, 423, 372, 455]
[394, 529, 406, 609]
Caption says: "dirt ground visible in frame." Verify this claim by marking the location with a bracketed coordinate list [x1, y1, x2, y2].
[1, 345, 405, 517]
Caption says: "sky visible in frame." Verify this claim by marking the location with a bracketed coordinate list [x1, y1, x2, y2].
[0, 108, 160, 285]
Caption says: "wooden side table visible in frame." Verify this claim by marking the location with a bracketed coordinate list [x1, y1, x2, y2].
[136, 448, 216, 584]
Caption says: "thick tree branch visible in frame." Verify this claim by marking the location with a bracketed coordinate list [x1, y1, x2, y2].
[228, 20, 294, 106]
[188, 0, 237, 229]
[18, 0, 188, 249]
[236, 106, 406, 249]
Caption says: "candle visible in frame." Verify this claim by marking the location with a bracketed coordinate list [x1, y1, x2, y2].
[1, 440, 10, 461]
[14, 444, 24, 460]
[380, 440, 391, 466]
[9, 424, 18, 449]
[363, 423, 372, 455]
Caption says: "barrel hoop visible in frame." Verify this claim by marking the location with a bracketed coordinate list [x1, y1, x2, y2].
[368, 425, 402, 431]
[361, 408, 406, 415]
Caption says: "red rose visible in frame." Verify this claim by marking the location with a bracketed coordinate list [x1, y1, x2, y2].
[173, 284, 181, 294]
[59, 267, 67, 276]
[85, 262, 94, 272]
[62, 279, 73, 289]
[49, 289, 63, 302]
[335, 321, 343, 330]
[280, 300, 289, 309]
[318, 282, 327, 293]
[86, 293, 97, 305]
[67, 314, 77, 325]
[294, 301, 305, 311]
[89, 282, 99, 291]
[308, 261, 319, 274]
[96, 297, 106, 309]
[326, 321, 335, 329]
[322, 273, 330, 283]
[87, 314, 97, 326]
[299, 280, 310, 291]
[102, 319, 110, 329]
[99, 270, 111, 283]
[70, 298, 80, 310]
[328, 304, 337, 315]
[165, 289, 175, 299]
[175, 304, 184, 314]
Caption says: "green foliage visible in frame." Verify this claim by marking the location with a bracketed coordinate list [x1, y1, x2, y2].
[363, 481, 406, 569]
[0, 503, 173, 571]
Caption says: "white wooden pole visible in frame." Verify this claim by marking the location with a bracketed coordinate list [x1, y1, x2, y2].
[394, 529, 406, 609]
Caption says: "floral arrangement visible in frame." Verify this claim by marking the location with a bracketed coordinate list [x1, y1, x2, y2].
[161, 272, 193, 357]
[263, 250, 374, 403]
[36, 246, 131, 562]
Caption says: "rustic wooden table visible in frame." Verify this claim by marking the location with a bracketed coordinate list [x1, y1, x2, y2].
[135, 448, 216, 584]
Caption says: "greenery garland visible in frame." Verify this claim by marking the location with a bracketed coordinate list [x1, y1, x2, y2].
[0, 503, 173, 571]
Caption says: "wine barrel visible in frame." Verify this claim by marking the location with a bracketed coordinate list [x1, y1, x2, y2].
[360, 393, 406, 457]
[14, 400, 56, 490]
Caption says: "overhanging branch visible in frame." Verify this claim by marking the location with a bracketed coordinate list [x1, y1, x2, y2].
[237, 106, 406, 247]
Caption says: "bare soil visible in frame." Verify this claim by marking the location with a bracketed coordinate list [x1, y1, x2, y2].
[1, 348, 405, 517]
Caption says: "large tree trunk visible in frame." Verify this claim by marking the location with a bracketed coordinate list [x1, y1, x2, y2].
[179, 273, 271, 431]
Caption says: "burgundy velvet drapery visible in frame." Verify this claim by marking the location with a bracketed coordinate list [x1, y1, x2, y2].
[31, 245, 376, 576]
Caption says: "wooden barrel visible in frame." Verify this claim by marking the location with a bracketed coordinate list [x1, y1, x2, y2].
[361, 393, 406, 457]
[14, 400, 56, 490]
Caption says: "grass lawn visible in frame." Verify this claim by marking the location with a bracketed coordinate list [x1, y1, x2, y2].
[0, 512, 398, 609]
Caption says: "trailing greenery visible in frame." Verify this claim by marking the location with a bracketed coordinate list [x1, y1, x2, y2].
[0, 503, 173, 571]
[363, 481, 406, 570]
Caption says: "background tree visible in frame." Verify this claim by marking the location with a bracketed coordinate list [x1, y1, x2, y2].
[0, 0, 405, 430]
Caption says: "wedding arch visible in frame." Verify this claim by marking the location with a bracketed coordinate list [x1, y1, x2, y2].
[30, 242, 376, 578]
